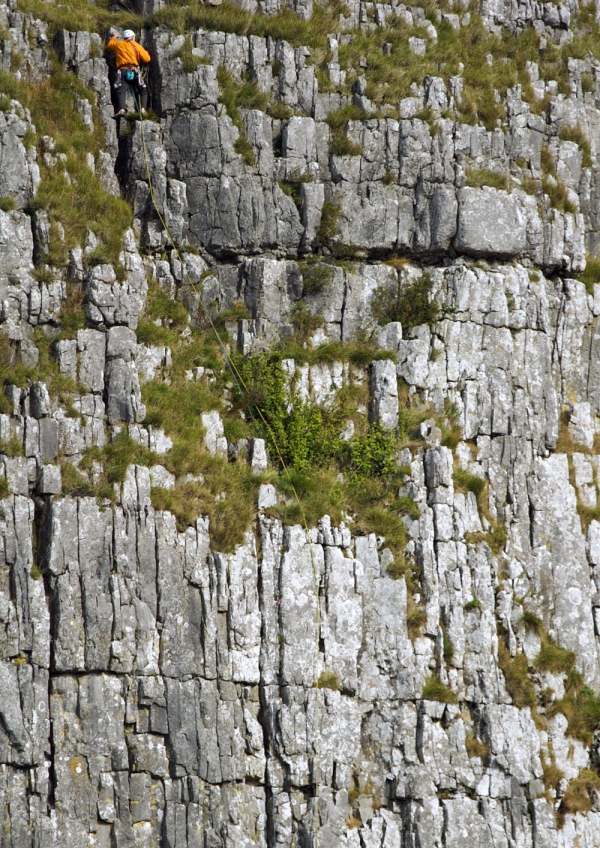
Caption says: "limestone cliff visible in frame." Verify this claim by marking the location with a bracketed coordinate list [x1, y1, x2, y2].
[3, 0, 600, 844]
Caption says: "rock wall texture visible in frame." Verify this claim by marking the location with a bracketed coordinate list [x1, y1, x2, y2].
[4, 0, 600, 845]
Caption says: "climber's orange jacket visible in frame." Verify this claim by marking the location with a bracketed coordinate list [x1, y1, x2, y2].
[106, 37, 151, 69]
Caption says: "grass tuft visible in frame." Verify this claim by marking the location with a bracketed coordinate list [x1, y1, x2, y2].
[534, 638, 576, 675]
[465, 733, 489, 760]
[547, 669, 600, 746]
[315, 201, 341, 247]
[317, 671, 341, 690]
[559, 770, 600, 823]
[0, 196, 17, 212]
[578, 255, 600, 296]
[465, 167, 508, 191]
[559, 124, 592, 168]
[498, 639, 536, 709]
[173, 35, 210, 73]
[422, 674, 458, 704]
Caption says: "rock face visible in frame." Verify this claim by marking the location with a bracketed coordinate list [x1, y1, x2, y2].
[4, 0, 600, 845]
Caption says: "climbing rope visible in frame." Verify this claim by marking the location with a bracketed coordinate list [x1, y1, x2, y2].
[132, 88, 322, 847]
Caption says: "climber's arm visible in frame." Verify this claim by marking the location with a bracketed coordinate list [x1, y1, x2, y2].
[106, 31, 119, 53]
[136, 43, 151, 64]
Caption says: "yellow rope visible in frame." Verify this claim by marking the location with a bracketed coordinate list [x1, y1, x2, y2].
[133, 98, 321, 846]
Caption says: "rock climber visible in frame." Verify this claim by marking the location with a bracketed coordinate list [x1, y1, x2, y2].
[106, 28, 151, 119]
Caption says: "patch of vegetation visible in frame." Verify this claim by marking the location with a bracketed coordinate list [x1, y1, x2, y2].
[548, 669, 600, 746]
[60, 462, 94, 497]
[407, 595, 426, 639]
[0, 477, 9, 499]
[520, 176, 539, 196]
[542, 754, 564, 797]
[0, 196, 17, 212]
[0, 331, 80, 407]
[453, 469, 485, 500]
[151, 466, 259, 551]
[217, 65, 264, 166]
[373, 273, 439, 330]
[0, 435, 24, 457]
[465, 167, 508, 191]
[541, 177, 577, 214]
[464, 598, 481, 611]
[465, 732, 489, 760]
[278, 171, 313, 210]
[497, 639, 536, 709]
[299, 259, 335, 294]
[326, 104, 366, 157]
[521, 609, 544, 635]
[422, 674, 458, 704]
[315, 201, 341, 248]
[442, 624, 454, 662]
[173, 34, 210, 73]
[235, 350, 418, 557]
[559, 124, 593, 168]
[268, 101, 293, 120]
[578, 255, 600, 296]
[316, 670, 341, 690]
[534, 637, 576, 675]
[559, 770, 600, 823]
[289, 303, 324, 344]
[77, 432, 159, 504]
[0, 61, 132, 270]
[56, 285, 86, 341]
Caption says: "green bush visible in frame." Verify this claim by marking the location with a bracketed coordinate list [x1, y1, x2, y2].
[350, 425, 397, 479]
[299, 260, 335, 294]
[373, 274, 439, 330]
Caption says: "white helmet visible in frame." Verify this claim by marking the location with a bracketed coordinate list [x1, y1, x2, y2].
[123, 29, 135, 40]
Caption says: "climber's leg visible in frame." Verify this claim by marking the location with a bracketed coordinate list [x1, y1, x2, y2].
[114, 80, 130, 115]
[135, 79, 148, 115]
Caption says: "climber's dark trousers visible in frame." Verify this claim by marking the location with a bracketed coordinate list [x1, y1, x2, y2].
[115, 77, 148, 113]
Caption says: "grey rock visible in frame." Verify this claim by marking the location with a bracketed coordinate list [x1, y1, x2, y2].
[369, 359, 399, 429]
[201, 410, 227, 457]
[455, 187, 527, 258]
[37, 464, 61, 495]
[249, 437, 268, 474]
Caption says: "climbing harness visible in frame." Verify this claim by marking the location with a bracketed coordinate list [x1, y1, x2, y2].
[134, 92, 322, 847]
